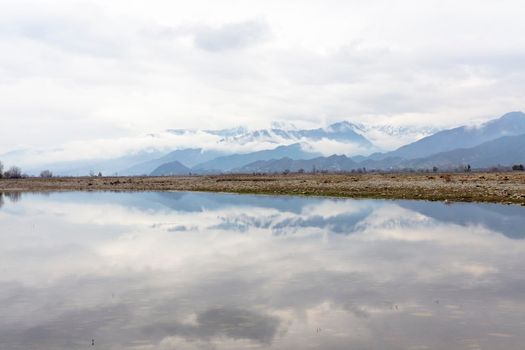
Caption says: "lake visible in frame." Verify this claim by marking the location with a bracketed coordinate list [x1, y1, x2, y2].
[1, 191, 524, 349]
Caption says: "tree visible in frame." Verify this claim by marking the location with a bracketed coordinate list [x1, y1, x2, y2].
[40, 170, 53, 178]
[512, 164, 524, 171]
[432, 166, 438, 173]
[4, 166, 22, 179]
[0, 161, 3, 179]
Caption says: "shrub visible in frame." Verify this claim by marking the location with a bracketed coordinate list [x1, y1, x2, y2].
[40, 170, 53, 178]
[512, 164, 524, 171]
[441, 174, 452, 182]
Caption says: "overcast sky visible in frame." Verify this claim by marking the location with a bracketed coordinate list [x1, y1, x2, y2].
[1, 0, 524, 156]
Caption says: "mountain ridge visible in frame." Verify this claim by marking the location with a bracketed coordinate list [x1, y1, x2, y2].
[139, 111, 525, 175]
[375, 111, 525, 160]
[237, 133, 525, 173]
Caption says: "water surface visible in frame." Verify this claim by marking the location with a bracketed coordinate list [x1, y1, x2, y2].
[1, 191, 524, 349]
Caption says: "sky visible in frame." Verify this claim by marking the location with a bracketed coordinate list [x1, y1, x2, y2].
[1, 0, 525, 162]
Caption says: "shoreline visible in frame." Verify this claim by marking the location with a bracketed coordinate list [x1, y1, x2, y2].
[1, 172, 524, 205]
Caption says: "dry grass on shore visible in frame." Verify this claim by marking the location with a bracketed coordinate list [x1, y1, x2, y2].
[1, 172, 524, 205]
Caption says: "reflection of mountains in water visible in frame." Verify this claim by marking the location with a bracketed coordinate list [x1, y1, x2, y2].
[11, 191, 524, 239]
[140, 192, 525, 239]
[398, 201, 525, 239]
[154, 193, 525, 239]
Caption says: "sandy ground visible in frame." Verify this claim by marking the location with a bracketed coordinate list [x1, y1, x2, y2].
[1, 172, 525, 205]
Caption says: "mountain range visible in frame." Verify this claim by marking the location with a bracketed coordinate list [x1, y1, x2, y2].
[238, 133, 525, 173]
[236, 155, 357, 173]
[128, 111, 525, 175]
[4, 112, 524, 175]
[372, 111, 525, 160]
[230, 112, 525, 173]
[116, 121, 374, 176]
[122, 148, 225, 176]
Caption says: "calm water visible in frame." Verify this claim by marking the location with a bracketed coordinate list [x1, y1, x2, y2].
[1, 192, 525, 350]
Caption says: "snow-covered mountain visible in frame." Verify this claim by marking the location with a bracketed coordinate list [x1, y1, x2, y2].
[12, 112, 524, 176]
[167, 121, 375, 150]
[1, 121, 376, 176]
[235, 112, 525, 173]
[378, 111, 525, 160]
[351, 124, 440, 150]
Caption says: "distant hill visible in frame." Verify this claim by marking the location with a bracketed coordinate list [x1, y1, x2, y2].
[191, 143, 321, 173]
[150, 161, 191, 176]
[122, 148, 224, 175]
[235, 134, 525, 173]
[23, 149, 167, 177]
[120, 121, 374, 176]
[404, 134, 525, 169]
[376, 111, 525, 160]
[237, 154, 357, 173]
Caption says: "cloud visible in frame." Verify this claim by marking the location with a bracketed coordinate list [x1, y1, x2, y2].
[193, 19, 271, 52]
[2, 17, 122, 57]
[1, 0, 525, 163]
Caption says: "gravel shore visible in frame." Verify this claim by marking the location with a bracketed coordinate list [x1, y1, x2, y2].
[1, 172, 524, 205]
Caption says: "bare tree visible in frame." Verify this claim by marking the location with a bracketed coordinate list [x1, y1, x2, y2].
[4, 166, 22, 179]
[40, 170, 53, 178]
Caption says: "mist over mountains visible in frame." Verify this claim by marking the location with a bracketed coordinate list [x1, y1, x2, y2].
[373, 111, 525, 160]
[143, 111, 525, 175]
[2, 112, 524, 176]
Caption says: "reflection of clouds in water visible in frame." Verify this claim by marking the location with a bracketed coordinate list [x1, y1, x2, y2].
[148, 307, 280, 344]
[0, 193, 525, 349]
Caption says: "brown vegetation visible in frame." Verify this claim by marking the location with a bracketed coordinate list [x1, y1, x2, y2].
[1, 172, 524, 205]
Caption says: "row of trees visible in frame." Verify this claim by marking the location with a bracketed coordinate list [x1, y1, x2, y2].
[0, 161, 53, 179]
[0, 161, 22, 179]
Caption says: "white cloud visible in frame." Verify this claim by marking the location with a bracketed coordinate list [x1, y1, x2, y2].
[0, 0, 524, 162]
[193, 19, 271, 52]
